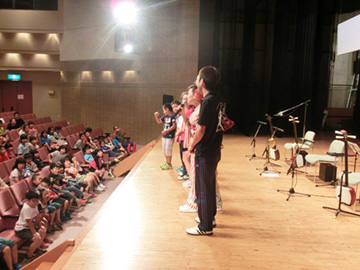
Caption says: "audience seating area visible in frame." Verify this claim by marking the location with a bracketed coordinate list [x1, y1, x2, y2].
[0, 111, 115, 267]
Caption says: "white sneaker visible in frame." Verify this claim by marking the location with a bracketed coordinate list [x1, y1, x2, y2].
[182, 180, 191, 188]
[99, 183, 106, 189]
[185, 225, 212, 235]
[195, 216, 216, 227]
[178, 174, 189, 180]
[179, 204, 197, 213]
[96, 186, 104, 191]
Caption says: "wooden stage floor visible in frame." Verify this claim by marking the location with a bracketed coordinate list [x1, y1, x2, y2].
[62, 134, 360, 270]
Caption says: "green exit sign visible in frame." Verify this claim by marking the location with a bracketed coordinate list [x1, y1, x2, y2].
[8, 74, 21, 81]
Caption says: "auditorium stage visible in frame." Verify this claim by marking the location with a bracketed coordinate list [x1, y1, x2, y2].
[61, 134, 360, 270]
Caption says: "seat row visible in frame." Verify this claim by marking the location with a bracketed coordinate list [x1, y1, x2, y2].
[6, 119, 68, 143]
[0, 113, 37, 125]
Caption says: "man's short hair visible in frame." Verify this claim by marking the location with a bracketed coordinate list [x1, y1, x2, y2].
[24, 153, 33, 160]
[41, 177, 52, 186]
[199, 66, 220, 91]
[19, 134, 28, 141]
[50, 163, 60, 170]
[25, 189, 40, 200]
[59, 145, 67, 152]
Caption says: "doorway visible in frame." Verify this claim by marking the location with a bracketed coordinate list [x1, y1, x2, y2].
[0, 81, 33, 114]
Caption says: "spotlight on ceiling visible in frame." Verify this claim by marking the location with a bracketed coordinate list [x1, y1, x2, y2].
[123, 44, 134, 53]
[113, 2, 137, 25]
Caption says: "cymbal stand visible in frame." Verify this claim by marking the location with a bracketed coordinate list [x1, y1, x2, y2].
[246, 121, 266, 161]
[323, 130, 360, 218]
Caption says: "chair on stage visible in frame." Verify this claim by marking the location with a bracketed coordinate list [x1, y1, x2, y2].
[305, 139, 344, 182]
[284, 131, 315, 161]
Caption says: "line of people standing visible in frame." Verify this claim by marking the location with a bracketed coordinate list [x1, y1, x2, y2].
[154, 66, 225, 235]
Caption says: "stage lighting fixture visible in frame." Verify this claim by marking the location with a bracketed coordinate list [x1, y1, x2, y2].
[113, 2, 137, 25]
[124, 44, 134, 53]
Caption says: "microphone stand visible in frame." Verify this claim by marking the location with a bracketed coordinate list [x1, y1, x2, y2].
[277, 116, 311, 200]
[246, 121, 266, 161]
[274, 100, 311, 138]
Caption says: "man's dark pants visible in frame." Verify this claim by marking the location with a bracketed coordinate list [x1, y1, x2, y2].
[195, 152, 220, 231]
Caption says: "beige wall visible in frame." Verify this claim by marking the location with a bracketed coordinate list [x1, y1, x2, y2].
[0, 71, 62, 120]
[61, 0, 200, 144]
[0, 0, 63, 33]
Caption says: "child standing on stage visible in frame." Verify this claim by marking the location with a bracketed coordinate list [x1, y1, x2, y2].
[154, 103, 176, 170]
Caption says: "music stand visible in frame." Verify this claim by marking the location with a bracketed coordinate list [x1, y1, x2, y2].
[323, 130, 360, 218]
[246, 121, 267, 161]
[348, 142, 360, 172]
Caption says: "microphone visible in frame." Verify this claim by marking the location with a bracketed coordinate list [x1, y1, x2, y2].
[174, 101, 186, 116]
[274, 110, 285, 117]
[257, 121, 267, 125]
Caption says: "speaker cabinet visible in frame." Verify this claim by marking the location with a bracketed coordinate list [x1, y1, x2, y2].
[319, 163, 337, 182]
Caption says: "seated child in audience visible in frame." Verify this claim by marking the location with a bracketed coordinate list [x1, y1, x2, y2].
[0, 118, 8, 137]
[99, 140, 126, 161]
[48, 163, 87, 207]
[0, 177, 9, 190]
[84, 128, 98, 149]
[37, 187, 62, 234]
[53, 126, 63, 140]
[9, 158, 26, 185]
[74, 133, 86, 150]
[28, 121, 38, 137]
[83, 145, 94, 165]
[18, 124, 30, 139]
[28, 136, 40, 151]
[0, 237, 23, 270]
[24, 153, 39, 177]
[48, 141, 60, 153]
[14, 189, 47, 263]
[18, 134, 30, 155]
[0, 145, 9, 162]
[47, 127, 57, 142]
[58, 161, 90, 198]
[105, 136, 127, 158]
[40, 130, 51, 150]
[0, 134, 8, 147]
[31, 174, 42, 188]
[48, 145, 67, 164]
[5, 143, 15, 159]
[30, 149, 46, 170]
[90, 149, 115, 178]
[113, 125, 136, 153]
[64, 156, 104, 193]
[40, 177, 71, 222]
